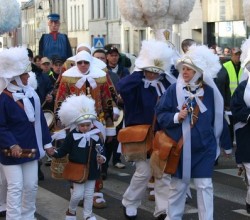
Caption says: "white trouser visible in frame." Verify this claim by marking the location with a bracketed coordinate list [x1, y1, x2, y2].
[166, 177, 213, 220]
[122, 160, 151, 209]
[0, 164, 7, 212]
[154, 173, 171, 217]
[69, 180, 95, 219]
[243, 163, 250, 204]
[2, 160, 38, 220]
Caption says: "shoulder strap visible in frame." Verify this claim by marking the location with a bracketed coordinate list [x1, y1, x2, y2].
[2, 90, 24, 110]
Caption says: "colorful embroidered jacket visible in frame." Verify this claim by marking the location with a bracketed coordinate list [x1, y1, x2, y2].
[55, 66, 116, 136]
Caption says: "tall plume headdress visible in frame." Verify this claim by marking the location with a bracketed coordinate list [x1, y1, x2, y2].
[243, 0, 250, 27]
[117, 0, 195, 41]
[0, 0, 20, 35]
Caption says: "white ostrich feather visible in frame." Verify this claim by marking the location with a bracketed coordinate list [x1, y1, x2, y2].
[135, 39, 174, 72]
[0, 47, 30, 78]
[0, 0, 20, 34]
[28, 71, 38, 90]
[118, 0, 195, 29]
[240, 37, 250, 68]
[58, 95, 97, 127]
[186, 45, 221, 79]
[243, 0, 250, 27]
[169, 0, 196, 24]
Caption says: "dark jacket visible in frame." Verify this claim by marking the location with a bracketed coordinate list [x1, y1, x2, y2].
[53, 129, 105, 180]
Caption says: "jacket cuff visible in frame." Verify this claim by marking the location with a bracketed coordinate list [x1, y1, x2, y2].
[44, 143, 52, 149]
[105, 127, 116, 136]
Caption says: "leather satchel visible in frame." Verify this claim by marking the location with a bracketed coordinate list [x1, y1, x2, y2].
[117, 124, 153, 162]
[151, 130, 183, 176]
[62, 161, 89, 183]
[62, 144, 92, 183]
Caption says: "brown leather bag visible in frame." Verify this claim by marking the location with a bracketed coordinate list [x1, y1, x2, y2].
[62, 161, 89, 183]
[152, 130, 183, 175]
[117, 124, 153, 162]
[62, 145, 92, 183]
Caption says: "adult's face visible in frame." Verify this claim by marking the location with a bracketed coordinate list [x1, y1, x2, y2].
[182, 65, 196, 83]
[93, 52, 107, 63]
[48, 20, 60, 32]
[224, 48, 231, 56]
[106, 52, 119, 67]
[34, 58, 41, 68]
[77, 60, 90, 74]
[231, 52, 241, 65]
[52, 62, 63, 74]
[20, 73, 30, 86]
[144, 70, 160, 81]
[41, 62, 51, 73]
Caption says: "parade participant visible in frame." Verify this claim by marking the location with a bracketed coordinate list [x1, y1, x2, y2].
[156, 45, 232, 220]
[51, 94, 105, 220]
[101, 46, 130, 174]
[0, 164, 6, 217]
[0, 47, 54, 220]
[39, 13, 72, 61]
[230, 37, 250, 214]
[117, 39, 175, 220]
[55, 49, 116, 209]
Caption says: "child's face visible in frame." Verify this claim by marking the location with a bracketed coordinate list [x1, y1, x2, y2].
[78, 122, 92, 133]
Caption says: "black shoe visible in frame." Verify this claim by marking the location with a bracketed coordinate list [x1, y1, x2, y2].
[101, 172, 107, 180]
[246, 202, 250, 214]
[156, 213, 167, 220]
[123, 206, 137, 220]
[0, 210, 6, 217]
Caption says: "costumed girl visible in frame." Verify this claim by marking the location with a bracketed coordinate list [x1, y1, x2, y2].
[156, 45, 232, 219]
[50, 94, 106, 220]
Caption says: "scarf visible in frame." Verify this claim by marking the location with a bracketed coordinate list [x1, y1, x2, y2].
[73, 128, 100, 148]
[142, 78, 166, 96]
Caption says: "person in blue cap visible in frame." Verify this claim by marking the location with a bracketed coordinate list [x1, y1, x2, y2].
[39, 13, 72, 61]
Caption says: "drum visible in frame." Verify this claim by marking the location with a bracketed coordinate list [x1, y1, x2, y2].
[43, 110, 55, 129]
[114, 109, 124, 127]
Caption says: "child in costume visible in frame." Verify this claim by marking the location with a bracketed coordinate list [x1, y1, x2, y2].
[51, 94, 106, 220]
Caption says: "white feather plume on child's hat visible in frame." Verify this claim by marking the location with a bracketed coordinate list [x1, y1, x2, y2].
[58, 94, 97, 127]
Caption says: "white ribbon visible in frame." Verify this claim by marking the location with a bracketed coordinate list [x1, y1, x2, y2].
[182, 87, 207, 113]
[75, 75, 97, 89]
[9, 77, 45, 158]
[12, 90, 35, 122]
[142, 78, 166, 96]
[73, 128, 100, 148]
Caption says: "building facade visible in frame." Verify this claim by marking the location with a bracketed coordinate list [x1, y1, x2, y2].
[2, 0, 249, 57]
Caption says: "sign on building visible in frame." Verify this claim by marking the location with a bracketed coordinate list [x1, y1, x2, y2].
[93, 37, 105, 48]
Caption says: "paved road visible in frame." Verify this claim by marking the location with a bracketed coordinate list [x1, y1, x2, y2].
[1, 155, 250, 220]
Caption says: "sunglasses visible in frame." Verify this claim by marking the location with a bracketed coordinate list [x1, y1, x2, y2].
[77, 61, 90, 65]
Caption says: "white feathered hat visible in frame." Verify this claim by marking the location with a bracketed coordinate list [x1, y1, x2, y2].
[134, 39, 174, 74]
[58, 94, 97, 127]
[176, 45, 221, 79]
[0, 47, 32, 94]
